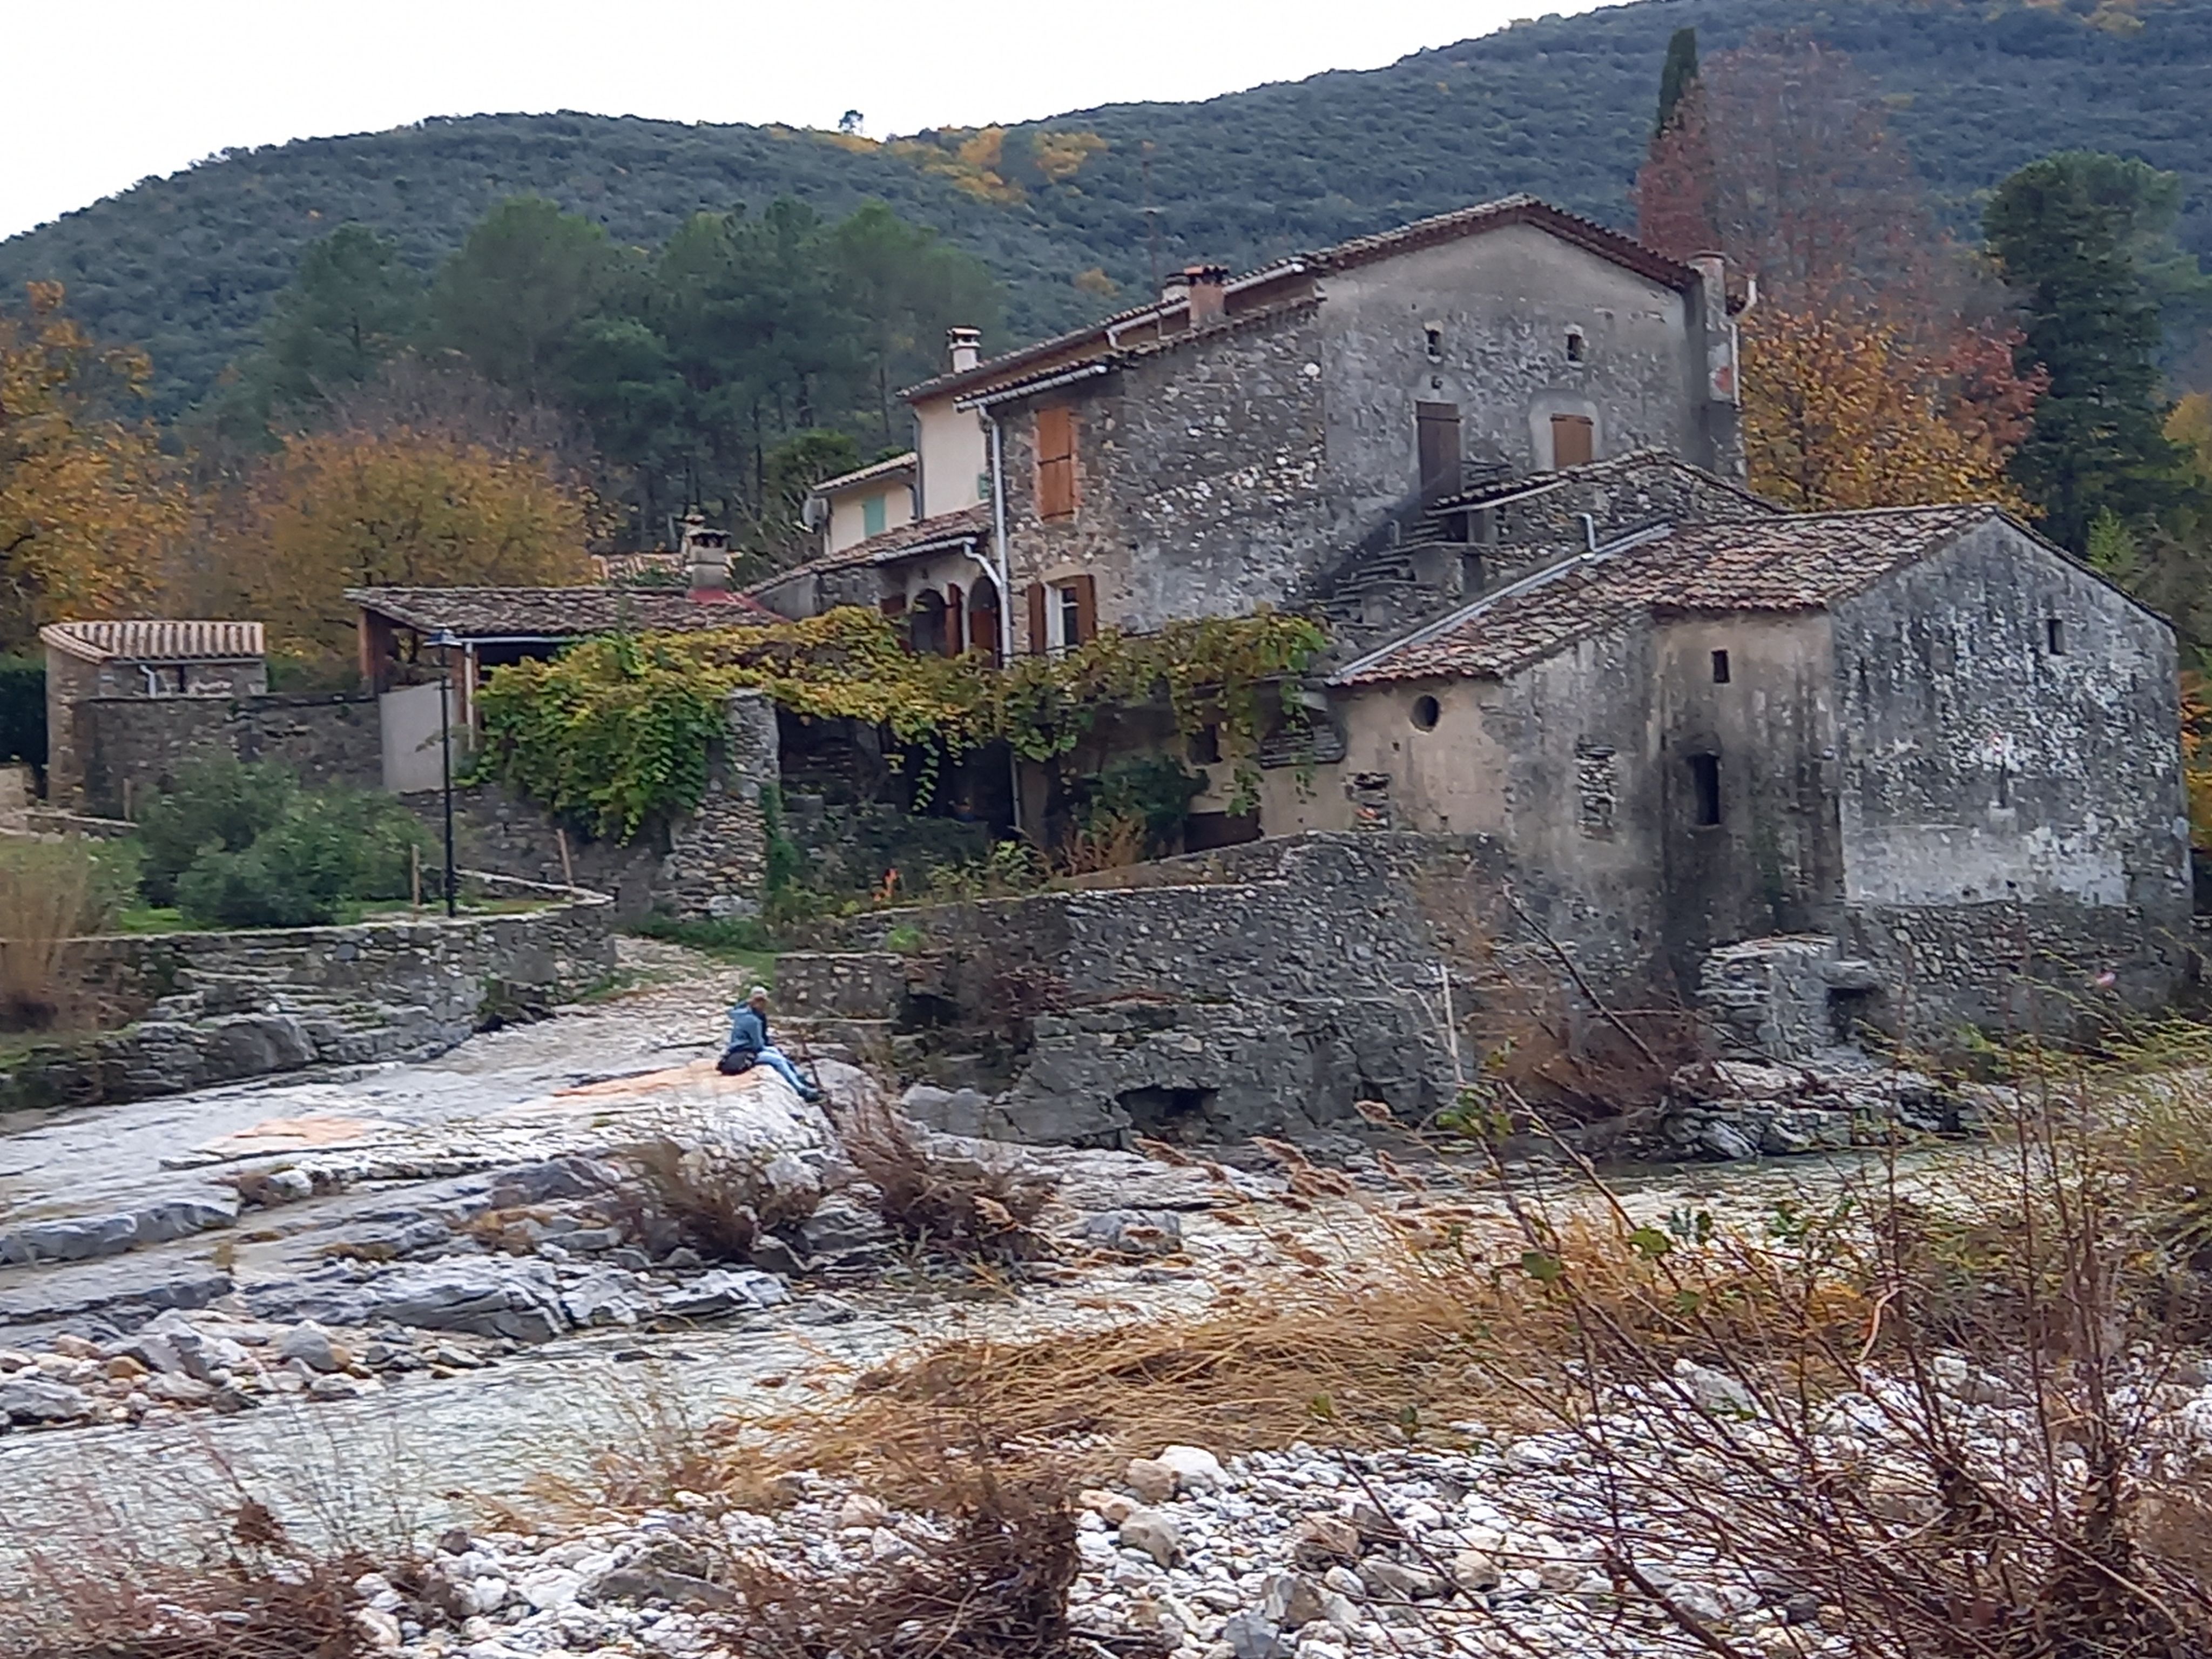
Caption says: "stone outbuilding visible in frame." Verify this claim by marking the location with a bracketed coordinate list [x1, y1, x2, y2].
[41, 619, 267, 807]
[1289, 502, 2190, 1033]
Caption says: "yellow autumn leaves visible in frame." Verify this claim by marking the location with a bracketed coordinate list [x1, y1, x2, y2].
[0, 284, 184, 640]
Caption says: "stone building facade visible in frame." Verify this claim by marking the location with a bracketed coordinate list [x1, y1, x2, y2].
[41, 620, 269, 807]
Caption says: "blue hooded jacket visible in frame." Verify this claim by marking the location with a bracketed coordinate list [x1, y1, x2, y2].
[726, 1002, 769, 1059]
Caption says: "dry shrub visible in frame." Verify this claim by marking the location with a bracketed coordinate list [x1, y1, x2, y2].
[0, 834, 104, 1031]
[610, 1136, 822, 1261]
[2, 1500, 368, 1659]
[718, 1449, 1096, 1659]
[835, 1098, 1056, 1259]
[1054, 811, 1147, 876]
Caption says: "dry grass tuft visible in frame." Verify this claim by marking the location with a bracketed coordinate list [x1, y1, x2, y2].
[1, 1500, 369, 1659]
[717, 1448, 1106, 1659]
[0, 835, 98, 1031]
[608, 1136, 820, 1262]
[836, 1098, 1057, 1260]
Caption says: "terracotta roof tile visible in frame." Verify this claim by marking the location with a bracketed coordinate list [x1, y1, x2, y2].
[348, 587, 774, 638]
[903, 194, 1703, 403]
[1332, 504, 2004, 686]
[40, 619, 265, 663]
[752, 503, 992, 591]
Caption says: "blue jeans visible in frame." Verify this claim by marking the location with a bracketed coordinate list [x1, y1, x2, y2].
[751, 1044, 813, 1096]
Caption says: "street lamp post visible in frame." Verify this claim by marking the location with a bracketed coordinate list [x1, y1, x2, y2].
[429, 629, 460, 918]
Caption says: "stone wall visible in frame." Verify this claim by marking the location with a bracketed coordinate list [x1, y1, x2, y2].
[799, 832, 1582, 1145]
[405, 785, 667, 923]
[74, 693, 381, 816]
[1, 879, 617, 1113]
[660, 689, 778, 919]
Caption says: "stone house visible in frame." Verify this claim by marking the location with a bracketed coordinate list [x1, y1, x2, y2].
[801, 451, 918, 557]
[41, 619, 268, 807]
[754, 195, 1744, 652]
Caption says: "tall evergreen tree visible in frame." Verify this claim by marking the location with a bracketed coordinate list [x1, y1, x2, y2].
[428, 198, 627, 400]
[1654, 28, 1700, 135]
[1986, 152, 2186, 551]
[261, 226, 426, 408]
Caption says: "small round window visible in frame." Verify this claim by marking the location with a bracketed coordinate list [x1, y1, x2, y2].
[1410, 694, 1441, 731]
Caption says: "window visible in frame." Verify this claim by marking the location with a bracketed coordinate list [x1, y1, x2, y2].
[1565, 328, 1588, 364]
[1187, 724, 1223, 765]
[1711, 649, 1731, 684]
[1688, 752, 1722, 827]
[861, 494, 886, 537]
[1031, 574, 1096, 653]
[1550, 414, 1594, 468]
[1036, 405, 1076, 519]
[1576, 741, 1617, 839]
[1424, 324, 1444, 362]
[1410, 694, 1441, 731]
[2046, 618, 2066, 656]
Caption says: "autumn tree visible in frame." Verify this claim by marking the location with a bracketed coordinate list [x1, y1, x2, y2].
[222, 424, 597, 657]
[0, 284, 184, 645]
[1636, 34, 2041, 510]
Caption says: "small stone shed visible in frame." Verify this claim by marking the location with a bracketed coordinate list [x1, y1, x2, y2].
[1286, 503, 2191, 1030]
[41, 619, 267, 806]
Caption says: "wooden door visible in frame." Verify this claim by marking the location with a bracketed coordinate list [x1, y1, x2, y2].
[1416, 402, 1461, 502]
[1550, 414, 1595, 468]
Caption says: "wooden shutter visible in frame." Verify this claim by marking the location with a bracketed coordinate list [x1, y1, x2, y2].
[1026, 583, 1048, 655]
[1550, 414, 1595, 468]
[1415, 401, 1461, 502]
[943, 584, 965, 657]
[1036, 406, 1076, 520]
[1071, 574, 1097, 646]
[878, 592, 907, 617]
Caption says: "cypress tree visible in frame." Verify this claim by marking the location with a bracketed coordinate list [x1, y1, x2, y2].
[1985, 152, 2185, 551]
[1654, 29, 1700, 135]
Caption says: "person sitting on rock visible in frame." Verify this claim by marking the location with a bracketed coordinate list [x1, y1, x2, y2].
[720, 985, 823, 1102]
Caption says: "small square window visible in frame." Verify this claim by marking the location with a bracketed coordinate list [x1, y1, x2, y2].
[1565, 329, 1588, 363]
[1711, 649, 1731, 684]
[2046, 618, 2066, 655]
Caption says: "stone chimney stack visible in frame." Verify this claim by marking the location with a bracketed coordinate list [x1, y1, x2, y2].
[1183, 264, 1230, 327]
[947, 327, 982, 373]
[682, 511, 734, 603]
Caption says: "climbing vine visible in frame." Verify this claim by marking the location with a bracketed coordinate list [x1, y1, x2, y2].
[474, 606, 1328, 840]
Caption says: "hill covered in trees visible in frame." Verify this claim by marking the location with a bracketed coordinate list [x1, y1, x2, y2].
[7, 0, 2212, 416]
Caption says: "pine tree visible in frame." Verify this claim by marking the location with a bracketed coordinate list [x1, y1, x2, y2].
[1985, 153, 2187, 551]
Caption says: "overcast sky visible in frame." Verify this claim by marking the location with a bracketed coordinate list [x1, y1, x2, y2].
[5, 0, 1612, 241]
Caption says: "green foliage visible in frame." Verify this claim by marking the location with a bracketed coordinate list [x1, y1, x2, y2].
[1654, 27, 1701, 133]
[135, 756, 296, 906]
[1986, 151, 2193, 549]
[1075, 753, 1208, 855]
[474, 606, 1328, 841]
[0, 653, 44, 767]
[2087, 505, 2144, 579]
[429, 197, 628, 399]
[264, 225, 427, 409]
[15, 0, 2212, 432]
[135, 757, 428, 927]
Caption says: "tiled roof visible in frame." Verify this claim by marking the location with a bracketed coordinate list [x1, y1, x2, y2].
[349, 587, 774, 638]
[752, 503, 992, 590]
[1431, 449, 1782, 515]
[953, 298, 1325, 411]
[807, 451, 917, 498]
[41, 619, 265, 664]
[903, 194, 1705, 402]
[1332, 504, 2004, 686]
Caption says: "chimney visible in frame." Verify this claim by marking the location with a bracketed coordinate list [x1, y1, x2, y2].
[1183, 264, 1229, 327]
[947, 327, 982, 373]
[682, 511, 733, 603]
[1159, 269, 1190, 308]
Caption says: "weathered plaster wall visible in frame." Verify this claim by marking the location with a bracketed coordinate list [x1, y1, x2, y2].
[1654, 612, 1845, 987]
[1317, 224, 1710, 510]
[76, 693, 382, 815]
[1831, 521, 2187, 919]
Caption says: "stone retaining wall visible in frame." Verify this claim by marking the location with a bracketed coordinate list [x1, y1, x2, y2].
[74, 693, 382, 817]
[1, 878, 617, 1113]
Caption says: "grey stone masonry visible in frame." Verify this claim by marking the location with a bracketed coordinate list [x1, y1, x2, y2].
[1696, 936, 1884, 1062]
[662, 689, 779, 920]
[2, 878, 615, 1112]
[75, 693, 382, 817]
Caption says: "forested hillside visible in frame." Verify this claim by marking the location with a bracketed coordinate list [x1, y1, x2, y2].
[6, 0, 2211, 416]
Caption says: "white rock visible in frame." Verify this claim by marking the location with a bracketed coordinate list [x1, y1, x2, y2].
[1156, 1444, 1228, 1493]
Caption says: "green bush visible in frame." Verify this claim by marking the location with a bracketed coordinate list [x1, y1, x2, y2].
[136, 757, 296, 906]
[0, 654, 46, 768]
[148, 761, 432, 929]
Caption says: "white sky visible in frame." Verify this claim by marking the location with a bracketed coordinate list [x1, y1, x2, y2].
[5, 0, 1612, 241]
